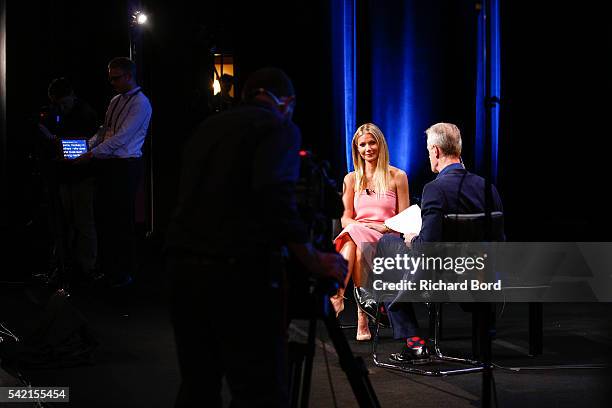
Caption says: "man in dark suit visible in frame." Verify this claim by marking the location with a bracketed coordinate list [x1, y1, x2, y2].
[378, 122, 504, 363]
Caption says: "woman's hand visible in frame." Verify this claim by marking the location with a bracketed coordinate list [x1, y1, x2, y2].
[364, 223, 389, 234]
[404, 232, 417, 248]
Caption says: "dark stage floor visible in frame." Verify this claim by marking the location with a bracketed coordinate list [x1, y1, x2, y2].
[1, 263, 611, 408]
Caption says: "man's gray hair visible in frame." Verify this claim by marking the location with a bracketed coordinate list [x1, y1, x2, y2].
[425, 122, 462, 158]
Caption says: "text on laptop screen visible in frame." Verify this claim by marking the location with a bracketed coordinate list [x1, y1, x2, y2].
[62, 139, 88, 159]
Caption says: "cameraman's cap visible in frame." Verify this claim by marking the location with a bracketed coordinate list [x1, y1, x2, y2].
[242, 67, 295, 100]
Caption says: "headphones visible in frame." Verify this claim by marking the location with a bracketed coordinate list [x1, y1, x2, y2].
[249, 88, 295, 116]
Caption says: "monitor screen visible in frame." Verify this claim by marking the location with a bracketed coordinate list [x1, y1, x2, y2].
[61, 139, 88, 159]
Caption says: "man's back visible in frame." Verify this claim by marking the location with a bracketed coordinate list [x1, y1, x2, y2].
[416, 165, 504, 243]
[166, 103, 307, 257]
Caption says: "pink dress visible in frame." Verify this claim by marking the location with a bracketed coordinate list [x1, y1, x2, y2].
[334, 190, 398, 254]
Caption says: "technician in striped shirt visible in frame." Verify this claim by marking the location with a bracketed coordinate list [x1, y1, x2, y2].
[80, 57, 152, 287]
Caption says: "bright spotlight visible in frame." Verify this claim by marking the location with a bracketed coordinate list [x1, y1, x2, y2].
[133, 11, 148, 25]
[137, 13, 147, 25]
[212, 78, 221, 95]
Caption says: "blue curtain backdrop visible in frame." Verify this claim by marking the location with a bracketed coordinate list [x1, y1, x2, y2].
[368, 1, 431, 179]
[475, 0, 501, 183]
[331, 0, 356, 174]
[332, 0, 441, 180]
[332, 0, 496, 186]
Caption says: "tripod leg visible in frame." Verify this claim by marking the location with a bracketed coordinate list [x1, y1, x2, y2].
[322, 312, 381, 408]
[299, 317, 317, 408]
[48, 169, 69, 290]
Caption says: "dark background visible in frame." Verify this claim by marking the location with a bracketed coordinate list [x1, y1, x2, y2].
[1, 3, 611, 406]
[498, 1, 611, 241]
[1, 0, 611, 275]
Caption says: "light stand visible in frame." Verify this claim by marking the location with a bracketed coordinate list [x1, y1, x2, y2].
[128, 9, 154, 236]
[481, 0, 501, 406]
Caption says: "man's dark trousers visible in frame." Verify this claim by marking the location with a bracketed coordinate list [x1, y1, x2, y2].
[94, 158, 143, 283]
[167, 253, 289, 408]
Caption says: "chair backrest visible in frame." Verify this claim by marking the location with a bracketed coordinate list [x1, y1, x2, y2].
[442, 212, 505, 242]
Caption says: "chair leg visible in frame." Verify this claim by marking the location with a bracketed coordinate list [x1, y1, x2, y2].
[373, 302, 486, 376]
[428, 303, 443, 357]
[439, 303, 444, 341]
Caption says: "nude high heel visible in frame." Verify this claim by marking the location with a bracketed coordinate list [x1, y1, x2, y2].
[330, 289, 346, 318]
[356, 308, 372, 341]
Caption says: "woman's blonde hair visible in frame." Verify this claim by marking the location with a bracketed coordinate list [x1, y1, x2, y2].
[351, 123, 391, 195]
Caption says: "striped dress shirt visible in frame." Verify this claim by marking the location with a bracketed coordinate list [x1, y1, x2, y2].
[90, 86, 152, 158]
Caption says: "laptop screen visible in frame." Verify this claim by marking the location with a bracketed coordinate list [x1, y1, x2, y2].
[61, 139, 88, 159]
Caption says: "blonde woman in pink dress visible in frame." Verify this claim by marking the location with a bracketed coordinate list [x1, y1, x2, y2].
[333, 123, 410, 341]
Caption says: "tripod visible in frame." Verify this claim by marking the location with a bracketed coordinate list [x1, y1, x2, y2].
[29, 155, 71, 290]
[288, 281, 381, 408]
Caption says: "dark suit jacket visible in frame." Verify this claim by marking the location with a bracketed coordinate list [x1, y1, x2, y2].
[385, 164, 505, 316]
[412, 164, 504, 244]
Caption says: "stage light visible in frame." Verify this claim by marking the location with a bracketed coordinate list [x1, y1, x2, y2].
[212, 78, 221, 95]
[211, 54, 234, 97]
[133, 11, 148, 26]
[137, 13, 147, 25]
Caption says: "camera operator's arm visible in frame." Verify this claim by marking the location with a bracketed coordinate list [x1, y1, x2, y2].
[252, 120, 307, 244]
[35, 123, 61, 161]
[38, 124, 56, 140]
[287, 242, 346, 284]
[252, 119, 345, 285]
[340, 173, 361, 228]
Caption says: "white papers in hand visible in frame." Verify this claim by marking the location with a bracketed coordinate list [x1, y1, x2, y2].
[384, 205, 422, 235]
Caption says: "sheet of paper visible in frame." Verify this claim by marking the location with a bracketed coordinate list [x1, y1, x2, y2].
[384, 205, 422, 235]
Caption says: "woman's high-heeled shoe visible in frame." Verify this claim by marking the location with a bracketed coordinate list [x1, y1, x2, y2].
[356, 308, 372, 341]
[330, 289, 346, 318]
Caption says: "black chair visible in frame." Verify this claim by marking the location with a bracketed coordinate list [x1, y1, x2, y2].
[372, 211, 504, 376]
